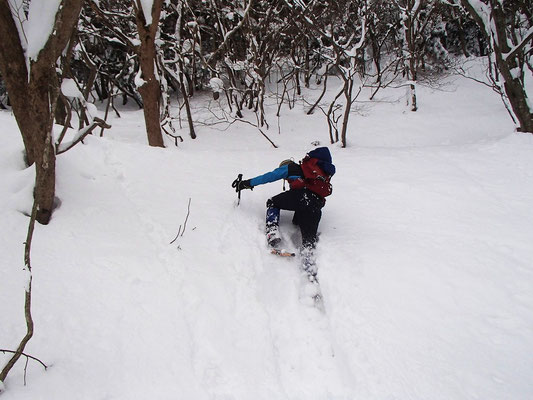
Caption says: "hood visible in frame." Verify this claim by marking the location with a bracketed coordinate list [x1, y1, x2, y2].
[307, 147, 336, 176]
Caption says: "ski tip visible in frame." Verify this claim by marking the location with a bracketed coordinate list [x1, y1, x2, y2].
[271, 248, 296, 257]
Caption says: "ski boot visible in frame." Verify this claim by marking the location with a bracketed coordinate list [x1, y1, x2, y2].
[266, 204, 281, 248]
[266, 224, 281, 248]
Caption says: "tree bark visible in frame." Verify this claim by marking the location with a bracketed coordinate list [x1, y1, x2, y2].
[178, 60, 197, 139]
[460, 0, 533, 133]
[0, 0, 83, 224]
[489, 1, 533, 133]
[341, 79, 355, 148]
[402, 0, 419, 112]
[133, 0, 165, 147]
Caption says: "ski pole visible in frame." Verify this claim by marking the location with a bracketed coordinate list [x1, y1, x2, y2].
[237, 173, 242, 205]
[232, 174, 243, 206]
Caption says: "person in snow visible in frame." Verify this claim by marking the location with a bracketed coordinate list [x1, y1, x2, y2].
[232, 147, 336, 254]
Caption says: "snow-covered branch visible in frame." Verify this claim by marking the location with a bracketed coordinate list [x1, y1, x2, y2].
[504, 27, 533, 61]
[56, 117, 111, 155]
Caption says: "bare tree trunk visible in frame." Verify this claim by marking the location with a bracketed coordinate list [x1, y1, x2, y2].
[403, 0, 418, 112]
[307, 66, 330, 115]
[257, 79, 267, 127]
[460, 0, 533, 133]
[489, 1, 533, 133]
[178, 60, 197, 139]
[304, 40, 311, 88]
[0, 0, 83, 225]
[326, 86, 344, 144]
[341, 79, 354, 148]
[409, 83, 418, 112]
[133, 0, 165, 147]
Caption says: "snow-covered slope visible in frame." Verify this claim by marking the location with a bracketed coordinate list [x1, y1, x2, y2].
[1, 65, 532, 399]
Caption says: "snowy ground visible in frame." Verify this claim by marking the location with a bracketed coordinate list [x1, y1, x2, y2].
[1, 63, 533, 399]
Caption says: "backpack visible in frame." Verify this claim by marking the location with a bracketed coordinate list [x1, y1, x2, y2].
[289, 147, 335, 198]
[299, 156, 333, 198]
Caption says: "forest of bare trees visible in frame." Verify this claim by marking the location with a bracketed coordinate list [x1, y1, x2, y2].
[0, 0, 531, 227]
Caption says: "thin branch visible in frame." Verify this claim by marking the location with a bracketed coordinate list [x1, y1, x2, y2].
[0, 196, 38, 383]
[170, 198, 192, 244]
[258, 128, 278, 148]
[504, 27, 533, 61]
[0, 350, 48, 371]
[452, 66, 494, 89]
[307, 65, 330, 115]
[233, 117, 279, 148]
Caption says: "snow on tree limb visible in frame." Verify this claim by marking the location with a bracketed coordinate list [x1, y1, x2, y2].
[459, 0, 495, 40]
[206, 0, 254, 67]
[7, 0, 28, 51]
[139, 0, 155, 26]
[25, 0, 62, 62]
[56, 117, 111, 155]
[504, 27, 533, 61]
[88, 0, 138, 49]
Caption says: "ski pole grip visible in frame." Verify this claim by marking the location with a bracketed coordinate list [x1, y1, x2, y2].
[237, 174, 243, 198]
[232, 174, 244, 205]
[232, 174, 243, 191]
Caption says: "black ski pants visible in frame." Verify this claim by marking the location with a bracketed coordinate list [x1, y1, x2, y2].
[267, 189, 324, 248]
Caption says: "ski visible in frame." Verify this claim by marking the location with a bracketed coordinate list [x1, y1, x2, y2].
[265, 229, 325, 311]
[300, 249, 325, 312]
[270, 248, 296, 257]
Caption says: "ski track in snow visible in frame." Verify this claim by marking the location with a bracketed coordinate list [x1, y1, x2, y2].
[97, 141, 356, 399]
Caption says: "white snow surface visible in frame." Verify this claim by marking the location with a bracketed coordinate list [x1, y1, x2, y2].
[1, 64, 533, 399]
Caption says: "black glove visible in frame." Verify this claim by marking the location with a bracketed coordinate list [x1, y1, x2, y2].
[232, 178, 253, 192]
[237, 179, 253, 191]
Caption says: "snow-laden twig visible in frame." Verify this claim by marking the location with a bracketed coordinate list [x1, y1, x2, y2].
[205, 0, 254, 67]
[503, 27, 533, 61]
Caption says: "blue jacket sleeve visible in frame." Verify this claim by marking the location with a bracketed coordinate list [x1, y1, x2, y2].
[250, 165, 289, 187]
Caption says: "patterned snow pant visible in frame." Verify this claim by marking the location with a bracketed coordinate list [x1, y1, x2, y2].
[266, 189, 324, 249]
